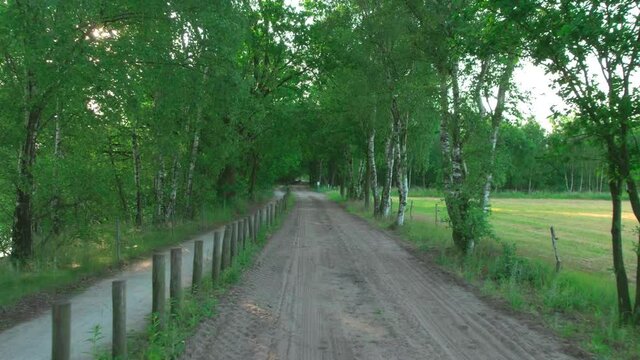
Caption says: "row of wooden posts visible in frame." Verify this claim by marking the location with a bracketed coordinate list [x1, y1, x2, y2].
[52, 193, 290, 360]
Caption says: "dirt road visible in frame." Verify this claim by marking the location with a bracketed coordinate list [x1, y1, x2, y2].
[182, 190, 579, 360]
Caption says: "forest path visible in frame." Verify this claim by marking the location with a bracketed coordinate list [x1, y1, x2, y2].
[182, 190, 579, 360]
[0, 225, 223, 360]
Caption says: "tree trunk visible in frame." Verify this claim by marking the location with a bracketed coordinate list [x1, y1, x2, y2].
[395, 113, 409, 227]
[481, 125, 499, 212]
[132, 128, 143, 227]
[440, 66, 474, 253]
[51, 111, 63, 236]
[379, 125, 395, 217]
[154, 156, 166, 224]
[636, 231, 640, 323]
[364, 153, 371, 210]
[368, 129, 379, 215]
[609, 177, 632, 322]
[356, 159, 365, 199]
[11, 63, 43, 262]
[184, 126, 201, 220]
[107, 140, 129, 217]
[248, 152, 259, 201]
[184, 68, 208, 220]
[166, 155, 179, 224]
[579, 166, 584, 192]
[620, 151, 640, 322]
[570, 165, 574, 192]
[481, 55, 516, 213]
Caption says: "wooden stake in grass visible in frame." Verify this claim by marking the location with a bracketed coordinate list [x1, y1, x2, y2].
[170, 247, 182, 314]
[212, 230, 222, 284]
[192, 240, 203, 293]
[550, 226, 562, 273]
[222, 224, 231, 269]
[112, 280, 127, 359]
[52, 301, 71, 360]
[152, 253, 166, 329]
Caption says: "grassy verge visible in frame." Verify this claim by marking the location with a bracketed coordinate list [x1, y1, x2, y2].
[103, 194, 296, 360]
[0, 192, 272, 309]
[327, 191, 639, 360]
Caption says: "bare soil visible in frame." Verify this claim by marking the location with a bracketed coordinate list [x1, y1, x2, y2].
[182, 190, 581, 360]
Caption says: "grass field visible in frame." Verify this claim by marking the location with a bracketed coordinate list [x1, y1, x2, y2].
[409, 196, 638, 279]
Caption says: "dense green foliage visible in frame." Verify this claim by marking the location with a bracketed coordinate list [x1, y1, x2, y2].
[0, 1, 307, 267]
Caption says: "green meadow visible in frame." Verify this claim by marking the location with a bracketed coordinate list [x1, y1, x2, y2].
[408, 196, 638, 279]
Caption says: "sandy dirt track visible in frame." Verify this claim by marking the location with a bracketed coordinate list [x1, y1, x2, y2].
[182, 190, 579, 360]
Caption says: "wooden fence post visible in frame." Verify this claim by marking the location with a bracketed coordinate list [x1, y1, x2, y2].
[238, 218, 244, 251]
[52, 301, 71, 360]
[170, 248, 182, 314]
[550, 226, 561, 273]
[266, 205, 270, 226]
[239, 219, 246, 252]
[192, 240, 203, 293]
[152, 253, 166, 330]
[230, 221, 237, 263]
[248, 215, 255, 243]
[252, 212, 258, 240]
[212, 230, 222, 285]
[222, 224, 231, 269]
[255, 211, 260, 238]
[112, 280, 127, 359]
[243, 218, 249, 250]
[270, 203, 274, 225]
[263, 206, 268, 226]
